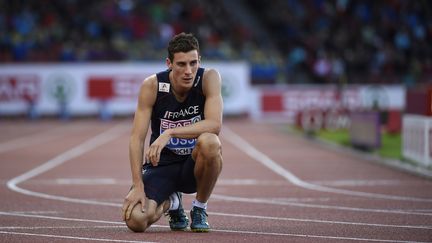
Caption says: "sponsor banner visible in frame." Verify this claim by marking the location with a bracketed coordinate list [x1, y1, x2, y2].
[0, 74, 40, 102]
[87, 75, 146, 99]
[209, 61, 250, 115]
[251, 85, 405, 123]
[0, 62, 250, 116]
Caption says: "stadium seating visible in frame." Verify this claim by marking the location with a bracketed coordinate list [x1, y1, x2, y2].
[1, 0, 431, 85]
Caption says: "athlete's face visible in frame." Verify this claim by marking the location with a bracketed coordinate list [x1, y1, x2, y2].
[167, 50, 200, 91]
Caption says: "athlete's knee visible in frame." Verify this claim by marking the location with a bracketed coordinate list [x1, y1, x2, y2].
[196, 133, 221, 156]
[125, 204, 150, 232]
[195, 133, 222, 173]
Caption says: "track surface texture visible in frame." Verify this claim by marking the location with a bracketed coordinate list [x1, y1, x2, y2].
[0, 118, 431, 243]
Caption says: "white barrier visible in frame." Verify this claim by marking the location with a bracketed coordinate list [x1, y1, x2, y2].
[403, 114, 432, 167]
[0, 62, 250, 117]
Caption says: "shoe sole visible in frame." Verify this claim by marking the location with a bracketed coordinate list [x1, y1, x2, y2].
[191, 228, 210, 233]
[170, 227, 188, 231]
[169, 223, 189, 231]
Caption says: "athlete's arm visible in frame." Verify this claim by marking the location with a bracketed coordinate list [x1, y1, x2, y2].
[122, 75, 157, 221]
[201, 68, 224, 132]
[170, 68, 222, 137]
[145, 69, 223, 165]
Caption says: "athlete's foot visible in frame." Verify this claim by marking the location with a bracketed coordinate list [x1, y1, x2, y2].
[190, 206, 210, 232]
[167, 192, 189, 231]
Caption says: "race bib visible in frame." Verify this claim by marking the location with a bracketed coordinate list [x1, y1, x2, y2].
[160, 115, 202, 155]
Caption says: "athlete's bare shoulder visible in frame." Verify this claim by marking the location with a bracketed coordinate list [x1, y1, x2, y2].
[137, 74, 158, 106]
[203, 68, 221, 81]
[141, 74, 158, 89]
[202, 68, 222, 96]
[203, 68, 222, 87]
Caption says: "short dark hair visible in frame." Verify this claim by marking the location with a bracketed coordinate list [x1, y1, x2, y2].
[167, 32, 200, 62]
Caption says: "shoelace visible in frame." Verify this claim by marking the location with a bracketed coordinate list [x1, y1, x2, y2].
[192, 208, 207, 223]
[169, 210, 183, 222]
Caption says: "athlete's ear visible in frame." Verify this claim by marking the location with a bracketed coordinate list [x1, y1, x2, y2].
[166, 58, 172, 69]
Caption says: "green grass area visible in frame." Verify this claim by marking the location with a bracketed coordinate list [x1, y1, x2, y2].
[315, 129, 402, 160]
[378, 132, 402, 159]
[316, 129, 351, 147]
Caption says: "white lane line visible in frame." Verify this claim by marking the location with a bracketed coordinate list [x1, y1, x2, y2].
[0, 226, 124, 230]
[6, 177, 430, 218]
[404, 209, 432, 213]
[2, 125, 427, 242]
[222, 126, 432, 203]
[4, 122, 430, 220]
[1, 211, 430, 243]
[56, 178, 118, 185]
[1, 230, 428, 243]
[208, 212, 432, 230]
[6, 123, 129, 206]
[310, 179, 404, 187]
[15, 177, 423, 188]
[23, 177, 428, 188]
[0, 211, 123, 225]
[18, 178, 287, 186]
[0, 231, 155, 243]
[9, 211, 59, 215]
[17, 178, 129, 186]
[26, 178, 287, 186]
[209, 229, 430, 243]
[210, 194, 432, 216]
[217, 179, 287, 186]
[2, 206, 431, 232]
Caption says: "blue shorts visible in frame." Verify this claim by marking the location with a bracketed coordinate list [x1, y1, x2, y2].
[142, 156, 197, 206]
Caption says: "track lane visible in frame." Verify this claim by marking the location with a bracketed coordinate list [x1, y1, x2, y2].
[0, 118, 431, 242]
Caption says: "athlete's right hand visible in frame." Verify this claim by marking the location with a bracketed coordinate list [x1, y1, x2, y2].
[122, 184, 146, 221]
[146, 130, 172, 166]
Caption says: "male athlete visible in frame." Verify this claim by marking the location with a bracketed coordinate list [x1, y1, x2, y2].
[121, 32, 223, 233]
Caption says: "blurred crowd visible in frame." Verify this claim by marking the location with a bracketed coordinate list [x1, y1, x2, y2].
[1, 0, 431, 85]
[249, 0, 432, 85]
[247, 0, 432, 85]
[1, 0, 253, 61]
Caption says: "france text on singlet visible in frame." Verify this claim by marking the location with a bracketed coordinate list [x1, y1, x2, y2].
[149, 67, 205, 164]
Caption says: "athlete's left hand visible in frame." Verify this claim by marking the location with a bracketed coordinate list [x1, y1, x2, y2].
[145, 130, 172, 166]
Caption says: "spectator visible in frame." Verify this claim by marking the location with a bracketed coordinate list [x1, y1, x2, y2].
[1, 0, 431, 85]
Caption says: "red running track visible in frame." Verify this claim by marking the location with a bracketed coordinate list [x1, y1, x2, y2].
[0, 118, 431, 243]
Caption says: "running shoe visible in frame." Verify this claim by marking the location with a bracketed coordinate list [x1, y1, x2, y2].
[167, 192, 189, 231]
[190, 206, 210, 232]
